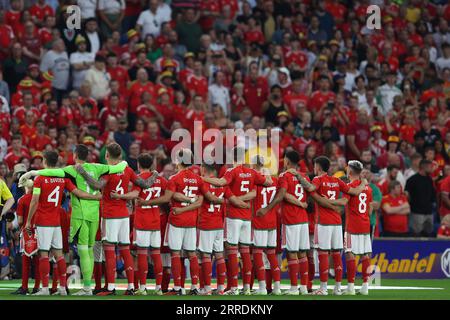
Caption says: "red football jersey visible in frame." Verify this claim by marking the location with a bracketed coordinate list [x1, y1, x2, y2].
[198, 182, 232, 230]
[253, 177, 278, 229]
[133, 172, 167, 231]
[278, 171, 309, 225]
[312, 174, 350, 225]
[223, 165, 266, 220]
[101, 166, 139, 219]
[167, 168, 204, 228]
[33, 176, 76, 226]
[16, 193, 34, 228]
[345, 180, 373, 234]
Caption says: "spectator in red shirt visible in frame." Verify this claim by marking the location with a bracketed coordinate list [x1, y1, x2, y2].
[141, 120, 165, 153]
[243, 64, 268, 117]
[346, 109, 371, 160]
[4, 134, 30, 170]
[381, 180, 411, 237]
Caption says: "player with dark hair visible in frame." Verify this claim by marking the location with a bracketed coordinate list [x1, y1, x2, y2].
[109, 153, 166, 295]
[202, 147, 272, 295]
[19, 144, 128, 295]
[306, 156, 367, 296]
[72, 143, 158, 296]
[24, 150, 102, 296]
[257, 150, 313, 295]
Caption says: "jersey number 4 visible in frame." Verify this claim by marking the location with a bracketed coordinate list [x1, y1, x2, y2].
[47, 186, 60, 207]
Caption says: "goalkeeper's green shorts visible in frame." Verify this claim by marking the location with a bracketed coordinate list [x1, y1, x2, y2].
[69, 218, 99, 247]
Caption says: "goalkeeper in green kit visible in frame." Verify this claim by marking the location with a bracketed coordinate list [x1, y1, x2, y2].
[20, 144, 127, 295]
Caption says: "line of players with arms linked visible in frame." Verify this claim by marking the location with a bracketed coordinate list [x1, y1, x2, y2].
[13, 142, 373, 296]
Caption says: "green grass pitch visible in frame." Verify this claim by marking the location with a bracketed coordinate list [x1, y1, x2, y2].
[0, 279, 449, 300]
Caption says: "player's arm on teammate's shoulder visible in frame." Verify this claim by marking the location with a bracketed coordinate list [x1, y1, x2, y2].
[133, 170, 159, 189]
[228, 195, 250, 209]
[20, 168, 67, 186]
[236, 190, 256, 202]
[345, 178, 368, 196]
[71, 188, 102, 200]
[173, 192, 196, 203]
[107, 161, 128, 174]
[286, 168, 315, 192]
[111, 190, 139, 200]
[284, 193, 307, 208]
[310, 192, 342, 213]
[203, 191, 224, 204]
[257, 187, 286, 216]
[202, 176, 228, 187]
[173, 195, 204, 215]
[139, 189, 174, 206]
[74, 164, 106, 190]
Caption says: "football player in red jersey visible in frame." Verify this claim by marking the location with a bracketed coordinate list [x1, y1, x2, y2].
[342, 161, 373, 296]
[251, 157, 281, 295]
[257, 151, 313, 295]
[109, 154, 166, 296]
[197, 163, 249, 295]
[308, 156, 367, 296]
[139, 149, 214, 295]
[76, 143, 158, 296]
[202, 147, 272, 295]
[12, 182, 40, 295]
[24, 151, 101, 296]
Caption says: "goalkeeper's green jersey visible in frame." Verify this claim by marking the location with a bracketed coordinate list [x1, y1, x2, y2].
[39, 162, 126, 222]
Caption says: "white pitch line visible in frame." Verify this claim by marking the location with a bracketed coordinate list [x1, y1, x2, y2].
[0, 283, 444, 291]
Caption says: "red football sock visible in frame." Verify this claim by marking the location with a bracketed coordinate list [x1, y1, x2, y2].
[189, 255, 200, 287]
[21, 255, 30, 289]
[216, 257, 226, 288]
[103, 244, 117, 288]
[151, 250, 163, 287]
[93, 262, 102, 290]
[162, 268, 171, 291]
[56, 256, 67, 288]
[119, 245, 134, 286]
[307, 253, 315, 290]
[51, 263, 59, 290]
[267, 250, 281, 282]
[265, 269, 272, 291]
[225, 258, 232, 290]
[346, 255, 356, 283]
[134, 270, 139, 288]
[240, 247, 252, 286]
[103, 262, 109, 288]
[33, 255, 41, 289]
[318, 251, 329, 283]
[361, 256, 371, 283]
[226, 247, 239, 288]
[171, 253, 181, 288]
[287, 256, 299, 287]
[202, 256, 212, 287]
[137, 249, 148, 287]
[253, 249, 265, 281]
[250, 263, 255, 290]
[180, 258, 186, 288]
[298, 257, 309, 286]
[332, 251, 343, 283]
[198, 261, 204, 289]
[39, 256, 50, 288]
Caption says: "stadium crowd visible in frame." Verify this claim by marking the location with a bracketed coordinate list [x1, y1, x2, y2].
[0, 0, 449, 283]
